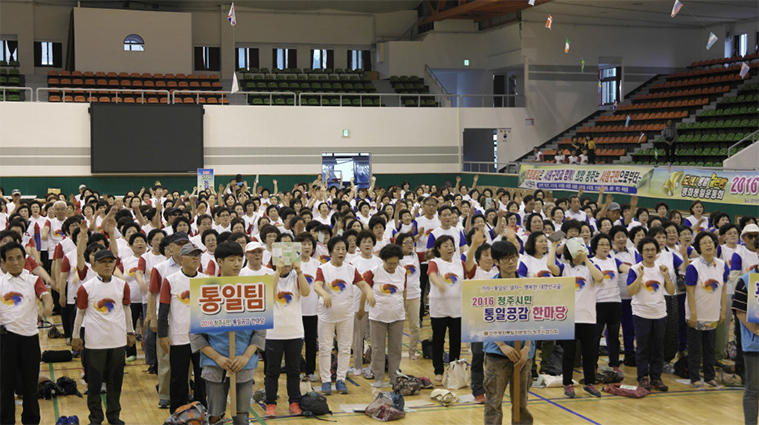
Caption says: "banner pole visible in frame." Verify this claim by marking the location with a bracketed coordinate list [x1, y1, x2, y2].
[512, 341, 521, 424]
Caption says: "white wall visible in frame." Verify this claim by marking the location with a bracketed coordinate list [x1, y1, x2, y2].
[74, 8, 192, 74]
[723, 141, 759, 170]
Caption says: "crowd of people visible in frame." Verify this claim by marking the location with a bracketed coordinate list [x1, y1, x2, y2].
[0, 174, 757, 425]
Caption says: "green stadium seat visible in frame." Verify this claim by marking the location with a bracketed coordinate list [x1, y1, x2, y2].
[311, 83, 321, 91]
[308, 98, 320, 106]
[341, 98, 351, 106]
[363, 98, 373, 107]
[404, 99, 417, 107]
[251, 98, 263, 105]
[274, 98, 285, 105]
[351, 99, 361, 106]
[374, 98, 382, 107]
[329, 99, 339, 106]
[267, 82, 278, 91]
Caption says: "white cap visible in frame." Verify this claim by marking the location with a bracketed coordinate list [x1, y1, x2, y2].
[79, 184, 86, 190]
[245, 241, 265, 252]
[741, 223, 759, 237]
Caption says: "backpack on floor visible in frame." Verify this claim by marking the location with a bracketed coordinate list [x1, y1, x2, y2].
[56, 376, 82, 397]
[673, 356, 689, 379]
[47, 325, 64, 339]
[164, 401, 208, 425]
[300, 391, 332, 417]
[393, 374, 422, 396]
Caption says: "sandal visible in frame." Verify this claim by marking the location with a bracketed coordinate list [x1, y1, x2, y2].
[704, 380, 724, 389]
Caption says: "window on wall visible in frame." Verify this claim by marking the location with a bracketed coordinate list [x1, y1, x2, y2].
[34, 41, 62, 67]
[194, 46, 220, 71]
[237, 47, 259, 70]
[347, 49, 371, 71]
[598, 67, 620, 106]
[310, 49, 333, 70]
[738, 33, 748, 57]
[0, 39, 18, 62]
[123, 34, 144, 51]
[272, 48, 296, 70]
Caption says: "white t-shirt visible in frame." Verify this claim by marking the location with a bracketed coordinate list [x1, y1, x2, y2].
[350, 255, 383, 311]
[415, 215, 441, 261]
[123, 255, 146, 303]
[627, 263, 668, 319]
[160, 271, 207, 346]
[0, 270, 48, 336]
[613, 248, 640, 301]
[77, 275, 130, 349]
[300, 257, 320, 316]
[564, 209, 588, 223]
[316, 262, 364, 323]
[400, 253, 421, 300]
[45, 217, 66, 252]
[60, 251, 83, 305]
[591, 256, 625, 303]
[427, 257, 465, 318]
[558, 262, 598, 324]
[239, 265, 274, 277]
[684, 257, 729, 323]
[268, 271, 305, 340]
[685, 215, 710, 232]
[364, 265, 406, 323]
[517, 254, 555, 278]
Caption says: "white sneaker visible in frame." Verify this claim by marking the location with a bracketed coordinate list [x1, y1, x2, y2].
[370, 381, 385, 388]
[307, 374, 319, 382]
[351, 368, 363, 376]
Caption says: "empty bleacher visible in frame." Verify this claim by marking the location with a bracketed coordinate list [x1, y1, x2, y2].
[0, 60, 25, 101]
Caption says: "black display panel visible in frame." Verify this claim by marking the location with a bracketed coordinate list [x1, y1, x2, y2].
[90, 104, 203, 173]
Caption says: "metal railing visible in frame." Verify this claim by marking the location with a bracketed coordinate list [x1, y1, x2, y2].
[728, 129, 759, 157]
[36, 87, 171, 103]
[295, 92, 456, 107]
[0, 86, 34, 101]
[456, 94, 526, 108]
[462, 161, 519, 174]
[169, 90, 299, 105]
[424, 64, 450, 94]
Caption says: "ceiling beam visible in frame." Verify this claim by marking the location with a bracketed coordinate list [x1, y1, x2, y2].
[420, 0, 501, 25]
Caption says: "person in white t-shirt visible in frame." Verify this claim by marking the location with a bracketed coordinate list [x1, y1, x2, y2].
[349, 230, 383, 378]
[547, 237, 605, 398]
[554, 152, 566, 164]
[360, 244, 406, 388]
[295, 232, 321, 382]
[685, 232, 729, 390]
[263, 257, 310, 419]
[395, 233, 421, 359]
[72, 249, 136, 425]
[313, 237, 375, 395]
[240, 241, 273, 277]
[626, 237, 675, 392]
[123, 232, 148, 362]
[0, 242, 53, 425]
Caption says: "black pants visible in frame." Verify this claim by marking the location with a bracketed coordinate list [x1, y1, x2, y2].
[125, 303, 142, 358]
[664, 142, 676, 164]
[0, 332, 41, 425]
[169, 344, 206, 412]
[431, 316, 461, 375]
[419, 263, 429, 324]
[687, 327, 716, 383]
[596, 302, 622, 367]
[735, 311, 745, 375]
[470, 342, 484, 396]
[633, 315, 665, 381]
[80, 328, 89, 383]
[86, 347, 125, 425]
[62, 303, 76, 340]
[561, 323, 597, 386]
[302, 316, 318, 375]
[265, 338, 303, 405]
[588, 149, 596, 164]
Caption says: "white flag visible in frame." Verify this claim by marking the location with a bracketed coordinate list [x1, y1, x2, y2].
[671, 0, 682, 17]
[529, 0, 535, 5]
[740, 62, 750, 79]
[227, 3, 236, 26]
[231, 72, 239, 93]
[706, 32, 718, 50]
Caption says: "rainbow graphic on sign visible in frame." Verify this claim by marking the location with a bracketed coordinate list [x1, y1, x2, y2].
[94, 298, 116, 314]
[644, 280, 661, 293]
[329, 279, 347, 293]
[178, 290, 191, 305]
[2, 292, 23, 306]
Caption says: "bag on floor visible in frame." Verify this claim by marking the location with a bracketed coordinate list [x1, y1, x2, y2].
[430, 389, 458, 407]
[56, 376, 83, 397]
[602, 383, 649, 398]
[164, 401, 208, 425]
[595, 367, 624, 384]
[300, 380, 313, 395]
[673, 356, 689, 379]
[421, 339, 432, 359]
[41, 350, 73, 363]
[47, 324, 64, 339]
[363, 344, 372, 365]
[299, 391, 332, 417]
[37, 380, 64, 399]
[365, 392, 405, 422]
[393, 374, 422, 396]
[442, 359, 470, 390]
[715, 369, 738, 386]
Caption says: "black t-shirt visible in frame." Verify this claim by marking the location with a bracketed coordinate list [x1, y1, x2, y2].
[732, 275, 748, 314]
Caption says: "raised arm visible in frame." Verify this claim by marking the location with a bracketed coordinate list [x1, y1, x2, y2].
[547, 240, 561, 276]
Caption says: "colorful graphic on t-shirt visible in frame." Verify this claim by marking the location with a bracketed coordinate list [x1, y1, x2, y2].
[2, 292, 23, 306]
[702, 278, 719, 293]
[575, 277, 587, 291]
[404, 264, 417, 276]
[94, 298, 117, 314]
[319, 255, 331, 264]
[276, 291, 294, 305]
[329, 279, 347, 293]
[644, 280, 661, 293]
[304, 274, 314, 286]
[380, 284, 398, 295]
[443, 272, 459, 286]
[536, 270, 552, 278]
[178, 290, 191, 305]
[127, 267, 138, 277]
[425, 228, 433, 236]
[602, 270, 616, 281]
[53, 229, 65, 238]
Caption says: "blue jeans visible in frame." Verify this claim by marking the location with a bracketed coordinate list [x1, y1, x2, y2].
[633, 315, 665, 381]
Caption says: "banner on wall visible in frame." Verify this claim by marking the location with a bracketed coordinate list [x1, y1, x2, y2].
[519, 164, 759, 205]
[189, 275, 274, 333]
[197, 168, 214, 191]
[746, 274, 759, 324]
[461, 277, 575, 343]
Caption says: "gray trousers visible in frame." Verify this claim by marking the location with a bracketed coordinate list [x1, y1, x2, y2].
[156, 336, 171, 400]
[484, 353, 533, 425]
[370, 319, 404, 383]
[206, 378, 253, 425]
[353, 314, 370, 369]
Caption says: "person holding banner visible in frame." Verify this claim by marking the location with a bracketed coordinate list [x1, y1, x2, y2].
[626, 237, 675, 392]
[547, 237, 605, 398]
[190, 242, 264, 425]
[684, 232, 730, 390]
[313, 236, 375, 395]
[483, 240, 533, 425]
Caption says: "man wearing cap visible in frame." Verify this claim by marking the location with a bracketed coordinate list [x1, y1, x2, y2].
[146, 231, 190, 408]
[731, 224, 759, 278]
[6, 189, 22, 215]
[159, 243, 207, 412]
[0, 241, 54, 425]
[72, 249, 135, 425]
[240, 241, 274, 276]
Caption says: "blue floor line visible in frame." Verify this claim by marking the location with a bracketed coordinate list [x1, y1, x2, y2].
[528, 391, 602, 425]
[346, 376, 361, 387]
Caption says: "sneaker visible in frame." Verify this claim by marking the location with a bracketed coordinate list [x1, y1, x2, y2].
[363, 369, 375, 380]
[434, 374, 443, 383]
[321, 382, 332, 396]
[583, 385, 602, 398]
[101, 383, 106, 394]
[704, 380, 724, 390]
[612, 367, 623, 376]
[639, 377, 651, 391]
[564, 384, 575, 398]
[125, 355, 137, 362]
[307, 374, 319, 382]
[65, 338, 72, 346]
[474, 394, 486, 404]
[692, 381, 705, 390]
[66, 416, 80, 425]
[650, 379, 669, 392]
[71, 350, 80, 358]
[350, 368, 363, 376]
[264, 404, 276, 418]
[336, 380, 348, 394]
[55, 416, 68, 425]
[158, 399, 170, 409]
[370, 381, 385, 388]
[146, 364, 157, 374]
[289, 402, 302, 415]
[408, 351, 418, 360]
[662, 364, 675, 375]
